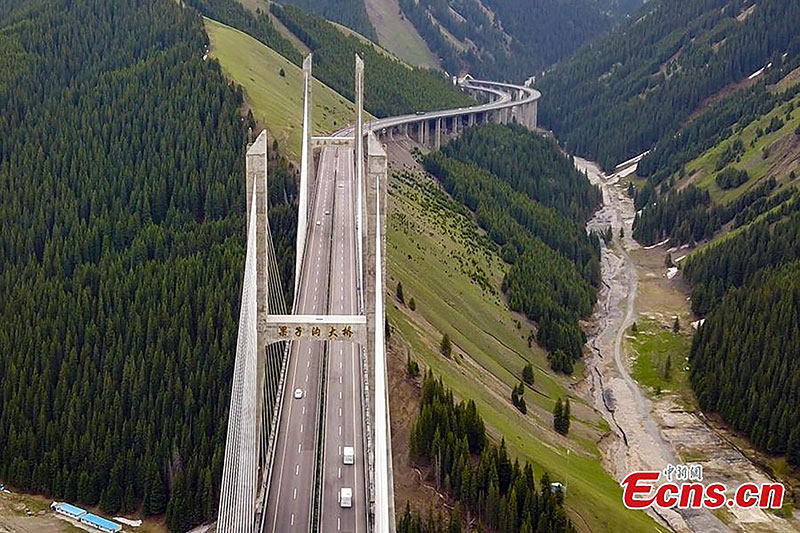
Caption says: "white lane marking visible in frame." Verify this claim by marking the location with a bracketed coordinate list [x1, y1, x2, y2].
[293, 488, 297, 500]
[339, 407, 342, 417]
[305, 374, 309, 382]
[307, 361, 310, 368]
[339, 376, 342, 383]
[269, 340, 306, 530]
[339, 391, 342, 400]
[302, 406, 305, 415]
[298, 443, 301, 453]
[291, 514, 295, 526]
[338, 426, 342, 436]
[295, 464, 299, 475]
[338, 517, 341, 531]
[300, 423, 304, 433]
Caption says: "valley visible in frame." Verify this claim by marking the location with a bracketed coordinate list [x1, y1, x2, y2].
[578, 158, 799, 531]
[383, 138, 658, 532]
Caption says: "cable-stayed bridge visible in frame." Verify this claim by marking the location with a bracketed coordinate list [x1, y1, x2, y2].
[216, 56, 540, 533]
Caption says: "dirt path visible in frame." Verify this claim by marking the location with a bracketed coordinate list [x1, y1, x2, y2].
[576, 158, 728, 532]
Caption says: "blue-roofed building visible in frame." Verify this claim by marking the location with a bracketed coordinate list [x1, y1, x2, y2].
[80, 513, 122, 533]
[51, 502, 87, 520]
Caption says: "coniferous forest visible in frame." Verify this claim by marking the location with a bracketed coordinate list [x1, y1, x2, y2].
[673, 181, 800, 465]
[689, 264, 800, 465]
[396, 0, 628, 81]
[424, 125, 601, 371]
[278, 0, 377, 42]
[270, 4, 474, 118]
[185, 0, 473, 118]
[185, 0, 303, 65]
[0, 1, 298, 530]
[538, 0, 800, 171]
[402, 372, 574, 532]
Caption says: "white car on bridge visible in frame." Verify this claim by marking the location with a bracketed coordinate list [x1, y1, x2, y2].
[343, 446, 354, 465]
[339, 488, 352, 508]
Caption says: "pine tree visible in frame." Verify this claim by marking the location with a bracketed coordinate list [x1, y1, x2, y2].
[511, 382, 527, 414]
[407, 353, 420, 378]
[145, 463, 167, 516]
[165, 472, 188, 532]
[100, 482, 122, 514]
[788, 426, 800, 467]
[397, 281, 405, 303]
[553, 398, 564, 434]
[672, 316, 680, 333]
[522, 363, 534, 386]
[440, 333, 452, 358]
[409, 297, 416, 311]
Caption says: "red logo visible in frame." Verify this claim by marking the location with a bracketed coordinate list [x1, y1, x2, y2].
[621, 466, 784, 510]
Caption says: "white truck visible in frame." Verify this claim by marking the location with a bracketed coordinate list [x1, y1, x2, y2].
[339, 488, 352, 508]
[343, 446, 355, 465]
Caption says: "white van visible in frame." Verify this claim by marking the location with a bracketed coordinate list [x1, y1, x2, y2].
[339, 488, 352, 508]
[343, 446, 355, 465]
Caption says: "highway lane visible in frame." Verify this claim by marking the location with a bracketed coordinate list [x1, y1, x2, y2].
[264, 148, 338, 532]
[319, 147, 367, 533]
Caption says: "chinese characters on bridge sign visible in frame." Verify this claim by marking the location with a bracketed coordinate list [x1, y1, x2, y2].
[276, 325, 355, 340]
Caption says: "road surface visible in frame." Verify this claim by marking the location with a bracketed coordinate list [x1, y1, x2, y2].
[319, 147, 367, 533]
[263, 148, 338, 532]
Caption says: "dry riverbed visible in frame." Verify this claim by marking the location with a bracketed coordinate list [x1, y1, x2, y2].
[575, 157, 798, 532]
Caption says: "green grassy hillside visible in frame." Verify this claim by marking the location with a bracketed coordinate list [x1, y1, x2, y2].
[205, 17, 362, 157]
[362, 0, 439, 69]
[387, 169, 661, 532]
[684, 90, 800, 205]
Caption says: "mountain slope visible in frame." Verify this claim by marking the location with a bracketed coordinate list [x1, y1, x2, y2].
[396, 0, 645, 80]
[0, 1, 295, 531]
[631, 76, 800, 247]
[187, 0, 473, 117]
[538, 0, 800, 171]
[276, 0, 378, 41]
[205, 17, 360, 157]
[362, 0, 440, 68]
[385, 151, 659, 532]
[589, 3, 800, 493]
[270, 3, 474, 116]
